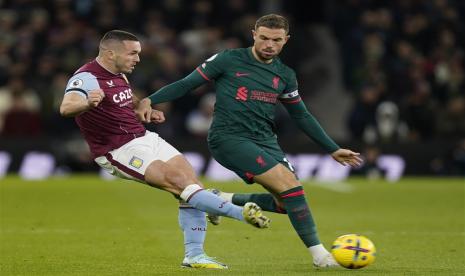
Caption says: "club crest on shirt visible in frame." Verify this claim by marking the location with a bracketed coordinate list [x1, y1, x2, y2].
[129, 156, 143, 169]
[272, 76, 280, 89]
[70, 79, 83, 88]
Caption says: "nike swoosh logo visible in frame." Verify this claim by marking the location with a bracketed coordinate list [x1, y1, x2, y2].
[235, 72, 250, 77]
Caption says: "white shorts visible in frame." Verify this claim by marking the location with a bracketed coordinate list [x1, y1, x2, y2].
[94, 131, 181, 183]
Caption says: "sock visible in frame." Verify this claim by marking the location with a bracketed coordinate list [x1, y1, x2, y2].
[180, 184, 243, 221]
[308, 244, 330, 260]
[217, 191, 233, 202]
[232, 193, 287, 214]
[280, 186, 321, 248]
[178, 204, 206, 258]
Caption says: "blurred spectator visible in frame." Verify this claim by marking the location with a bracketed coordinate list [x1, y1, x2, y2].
[375, 101, 408, 143]
[452, 139, 465, 176]
[431, 139, 465, 176]
[350, 145, 385, 180]
[0, 77, 41, 136]
[435, 97, 465, 138]
[348, 85, 380, 140]
[185, 93, 215, 138]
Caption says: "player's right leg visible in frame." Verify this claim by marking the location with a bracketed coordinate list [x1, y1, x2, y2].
[206, 187, 284, 225]
[95, 131, 270, 229]
[144, 154, 270, 229]
[94, 132, 269, 269]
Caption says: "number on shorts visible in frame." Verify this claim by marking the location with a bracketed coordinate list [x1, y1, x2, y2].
[283, 157, 295, 172]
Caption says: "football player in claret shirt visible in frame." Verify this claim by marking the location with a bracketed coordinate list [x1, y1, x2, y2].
[60, 30, 271, 269]
[141, 14, 363, 268]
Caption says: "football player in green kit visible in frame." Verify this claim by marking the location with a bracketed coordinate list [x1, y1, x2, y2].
[138, 14, 363, 268]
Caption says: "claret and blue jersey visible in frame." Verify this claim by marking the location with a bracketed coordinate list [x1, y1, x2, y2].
[64, 60, 145, 158]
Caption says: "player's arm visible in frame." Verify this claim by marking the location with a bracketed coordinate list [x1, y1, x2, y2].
[133, 95, 165, 124]
[132, 94, 149, 122]
[60, 72, 104, 117]
[281, 94, 362, 167]
[145, 52, 227, 105]
[281, 97, 340, 152]
[60, 90, 104, 117]
[145, 70, 208, 105]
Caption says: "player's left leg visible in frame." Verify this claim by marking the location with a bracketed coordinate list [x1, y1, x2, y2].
[253, 164, 338, 268]
[208, 138, 337, 267]
[178, 203, 228, 269]
[212, 167, 337, 267]
[206, 187, 285, 225]
[210, 188, 286, 213]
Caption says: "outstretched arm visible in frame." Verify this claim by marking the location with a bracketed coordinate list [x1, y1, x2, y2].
[146, 70, 209, 105]
[145, 50, 227, 106]
[282, 100, 362, 167]
[133, 95, 165, 124]
[136, 69, 210, 121]
[136, 70, 208, 122]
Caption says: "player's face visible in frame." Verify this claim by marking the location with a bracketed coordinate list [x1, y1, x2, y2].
[114, 40, 141, 74]
[252, 26, 289, 62]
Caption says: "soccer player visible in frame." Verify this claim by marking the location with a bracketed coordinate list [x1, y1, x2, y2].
[59, 30, 271, 270]
[141, 14, 363, 268]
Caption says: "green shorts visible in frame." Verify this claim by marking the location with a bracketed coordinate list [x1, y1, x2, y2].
[208, 136, 295, 184]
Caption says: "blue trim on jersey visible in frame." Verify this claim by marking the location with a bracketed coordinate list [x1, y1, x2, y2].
[65, 88, 88, 97]
[65, 71, 100, 96]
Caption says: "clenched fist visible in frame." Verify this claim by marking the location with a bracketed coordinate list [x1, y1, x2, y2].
[150, 109, 165, 124]
[87, 89, 105, 108]
[134, 98, 152, 123]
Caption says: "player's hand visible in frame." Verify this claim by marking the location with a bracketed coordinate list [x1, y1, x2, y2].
[331, 149, 363, 167]
[150, 109, 165, 124]
[87, 89, 105, 108]
[134, 98, 152, 123]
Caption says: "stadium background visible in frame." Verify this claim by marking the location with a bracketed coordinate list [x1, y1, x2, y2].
[1, 1, 464, 275]
[0, 0, 464, 180]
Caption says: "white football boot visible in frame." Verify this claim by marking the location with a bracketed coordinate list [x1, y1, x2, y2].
[313, 253, 340, 268]
[181, 253, 228, 269]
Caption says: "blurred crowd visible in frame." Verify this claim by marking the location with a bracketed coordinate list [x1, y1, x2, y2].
[0, 0, 463, 145]
[331, 0, 465, 143]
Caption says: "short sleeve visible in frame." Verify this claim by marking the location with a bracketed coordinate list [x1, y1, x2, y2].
[195, 51, 228, 81]
[64, 72, 100, 98]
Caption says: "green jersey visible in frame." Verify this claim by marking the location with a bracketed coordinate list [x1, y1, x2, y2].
[148, 47, 339, 153]
[195, 48, 299, 141]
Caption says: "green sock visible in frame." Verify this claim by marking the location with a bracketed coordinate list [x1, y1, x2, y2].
[232, 193, 287, 213]
[280, 186, 320, 247]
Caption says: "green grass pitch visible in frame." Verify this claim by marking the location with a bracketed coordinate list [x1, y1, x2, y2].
[1, 176, 464, 275]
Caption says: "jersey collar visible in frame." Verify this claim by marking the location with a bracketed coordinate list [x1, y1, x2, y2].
[247, 47, 277, 65]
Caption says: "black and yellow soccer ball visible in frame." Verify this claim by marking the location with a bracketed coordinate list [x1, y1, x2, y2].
[331, 234, 376, 269]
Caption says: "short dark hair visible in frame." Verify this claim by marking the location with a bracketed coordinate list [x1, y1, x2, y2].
[100, 30, 139, 43]
[255, 14, 289, 34]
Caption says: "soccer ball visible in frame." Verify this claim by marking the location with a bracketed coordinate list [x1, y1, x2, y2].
[331, 234, 376, 269]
